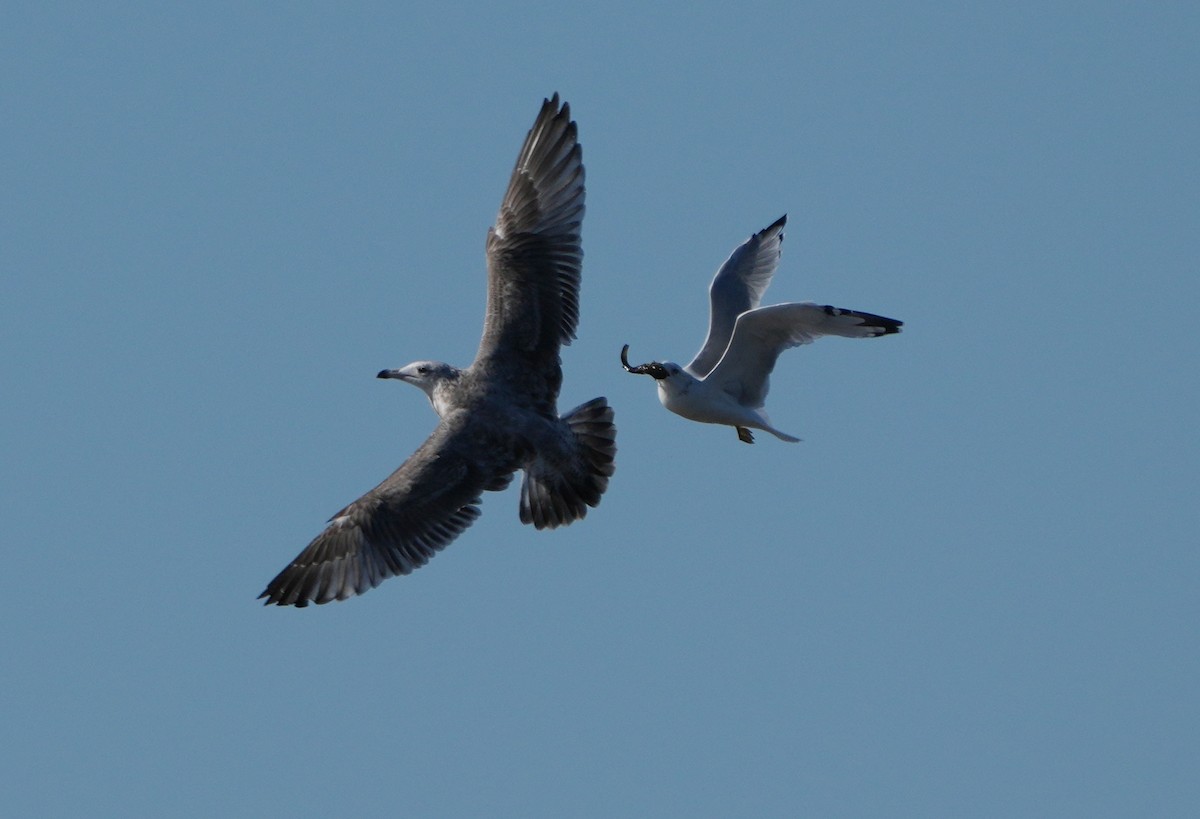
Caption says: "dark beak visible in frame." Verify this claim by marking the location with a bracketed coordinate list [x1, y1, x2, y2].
[377, 369, 405, 380]
[620, 344, 669, 380]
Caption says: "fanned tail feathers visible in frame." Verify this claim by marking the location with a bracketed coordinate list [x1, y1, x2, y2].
[519, 397, 616, 529]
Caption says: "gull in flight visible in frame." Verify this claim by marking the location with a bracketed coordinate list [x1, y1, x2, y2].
[261, 95, 615, 606]
[622, 214, 901, 443]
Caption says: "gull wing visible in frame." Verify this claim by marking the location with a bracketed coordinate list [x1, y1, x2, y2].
[259, 413, 512, 607]
[704, 302, 902, 409]
[685, 214, 786, 377]
[475, 94, 585, 373]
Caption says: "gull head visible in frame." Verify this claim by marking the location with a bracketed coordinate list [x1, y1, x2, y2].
[620, 344, 671, 380]
[377, 360, 461, 416]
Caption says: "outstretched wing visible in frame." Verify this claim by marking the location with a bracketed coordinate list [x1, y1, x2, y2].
[706, 302, 902, 409]
[476, 94, 585, 371]
[686, 215, 786, 377]
[259, 414, 513, 607]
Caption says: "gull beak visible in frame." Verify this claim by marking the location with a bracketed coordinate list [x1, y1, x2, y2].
[377, 369, 408, 381]
[620, 344, 669, 380]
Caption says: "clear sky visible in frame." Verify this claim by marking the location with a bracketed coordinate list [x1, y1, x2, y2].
[3, 1, 1197, 816]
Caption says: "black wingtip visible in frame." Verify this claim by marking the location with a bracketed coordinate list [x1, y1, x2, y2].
[821, 305, 903, 336]
[756, 214, 787, 242]
[876, 317, 904, 335]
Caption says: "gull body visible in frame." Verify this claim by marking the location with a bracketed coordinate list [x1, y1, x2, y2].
[622, 215, 901, 444]
[261, 95, 615, 607]
[648, 357, 800, 444]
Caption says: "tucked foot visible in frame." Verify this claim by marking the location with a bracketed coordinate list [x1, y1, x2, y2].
[737, 426, 755, 444]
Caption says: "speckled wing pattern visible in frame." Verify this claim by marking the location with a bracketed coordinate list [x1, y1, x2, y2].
[476, 94, 585, 371]
[259, 415, 512, 606]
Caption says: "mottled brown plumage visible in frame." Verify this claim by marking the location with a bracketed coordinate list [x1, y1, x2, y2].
[261, 95, 614, 607]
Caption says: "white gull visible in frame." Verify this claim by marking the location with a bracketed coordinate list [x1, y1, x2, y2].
[261, 95, 615, 606]
[622, 214, 901, 443]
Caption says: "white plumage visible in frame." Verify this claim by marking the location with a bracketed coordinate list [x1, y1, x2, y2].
[622, 214, 902, 444]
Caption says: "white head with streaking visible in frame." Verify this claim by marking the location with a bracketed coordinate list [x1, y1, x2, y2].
[622, 214, 902, 444]
[377, 361, 461, 417]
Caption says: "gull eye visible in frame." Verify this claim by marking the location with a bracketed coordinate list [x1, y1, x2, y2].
[417, 365, 429, 375]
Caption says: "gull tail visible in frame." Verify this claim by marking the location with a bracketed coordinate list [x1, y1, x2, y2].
[750, 408, 801, 444]
[762, 426, 801, 443]
[520, 397, 616, 530]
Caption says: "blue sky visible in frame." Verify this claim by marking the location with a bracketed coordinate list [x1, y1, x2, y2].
[3, 1, 1197, 816]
